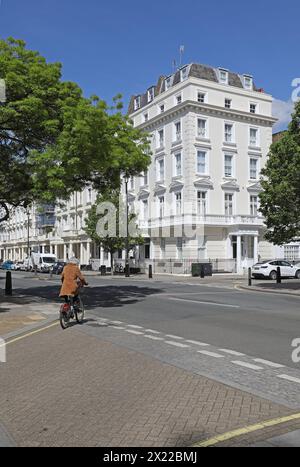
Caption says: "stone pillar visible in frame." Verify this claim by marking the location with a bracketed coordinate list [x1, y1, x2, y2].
[80, 243, 84, 265]
[86, 242, 91, 264]
[254, 236, 259, 264]
[63, 244, 67, 262]
[237, 235, 242, 274]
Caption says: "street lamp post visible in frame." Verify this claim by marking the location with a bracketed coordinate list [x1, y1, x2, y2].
[124, 175, 130, 278]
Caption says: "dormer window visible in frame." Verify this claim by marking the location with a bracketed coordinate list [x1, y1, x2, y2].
[147, 87, 155, 103]
[180, 66, 188, 81]
[165, 76, 173, 90]
[244, 75, 253, 90]
[134, 96, 141, 111]
[219, 69, 229, 85]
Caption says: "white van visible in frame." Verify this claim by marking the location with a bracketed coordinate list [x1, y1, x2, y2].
[31, 253, 57, 273]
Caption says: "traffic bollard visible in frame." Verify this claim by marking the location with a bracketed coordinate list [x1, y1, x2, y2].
[5, 271, 12, 296]
[248, 268, 252, 286]
[277, 267, 282, 284]
[149, 264, 153, 279]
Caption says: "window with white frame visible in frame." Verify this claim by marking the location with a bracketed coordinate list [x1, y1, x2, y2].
[250, 128, 259, 147]
[219, 69, 228, 85]
[225, 98, 232, 109]
[181, 66, 188, 81]
[176, 237, 183, 259]
[197, 151, 207, 174]
[225, 123, 234, 143]
[134, 96, 141, 111]
[197, 191, 207, 215]
[250, 103, 257, 114]
[147, 87, 154, 103]
[160, 104, 165, 113]
[157, 158, 165, 181]
[225, 193, 234, 216]
[244, 76, 253, 90]
[165, 76, 172, 90]
[174, 121, 181, 142]
[142, 199, 149, 220]
[284, 245, 300, 261]
[175, 192, 182, 215]
[142, 170, 148, 186]
[158, 196, 165, 218]
[174, 153, 182, 177]
[130, 176, 135, 190]
[198, 92, 206, 103]
[158, 129, 164, 149]
[144, 113, 149, 122]
[224, 154, 233, 178]
[197, 118, 207, 138]
[160, 238, 166, 258]
[250, 158, 258, 180]
[176, 94, 182, 105]
[87, 188, 92, 203]
[250, 195, 258, 216]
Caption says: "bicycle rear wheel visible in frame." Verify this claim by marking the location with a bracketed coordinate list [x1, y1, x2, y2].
[74, 297, 85, 324]
[60, 304, 71, 329]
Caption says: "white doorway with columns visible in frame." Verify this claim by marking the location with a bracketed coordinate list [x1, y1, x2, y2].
[230, 232, 259, 274]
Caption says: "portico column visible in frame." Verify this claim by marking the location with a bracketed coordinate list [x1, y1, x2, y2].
[237, 235, 242, 274]
[80, 243, 84, 265]
[254, 236, 259, 264]
[86, 242, 91, 264]
[63, 244, 67, 262]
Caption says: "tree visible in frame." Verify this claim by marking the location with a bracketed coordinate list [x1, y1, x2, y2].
[84, 189, 144, 272]
[260, 101, 300, 245]
[0, 38, 151, 222]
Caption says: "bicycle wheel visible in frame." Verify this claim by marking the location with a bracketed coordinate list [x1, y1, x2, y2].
[74, 297, 85, 324]
[60, 304, 71, 330]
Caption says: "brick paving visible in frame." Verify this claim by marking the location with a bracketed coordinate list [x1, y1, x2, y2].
[0, 325, 297, 447]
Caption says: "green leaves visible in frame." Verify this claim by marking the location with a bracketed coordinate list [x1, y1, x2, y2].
[260, 101, 300, 245]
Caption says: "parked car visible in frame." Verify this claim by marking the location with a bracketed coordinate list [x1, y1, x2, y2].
[252, 260, 300, 280]
[14, 261, 24, 271]
[1, 260, 15, 270]
[51, 261, 66, 275]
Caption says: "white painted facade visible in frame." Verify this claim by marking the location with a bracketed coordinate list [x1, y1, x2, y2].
[128, 64, 277, 273]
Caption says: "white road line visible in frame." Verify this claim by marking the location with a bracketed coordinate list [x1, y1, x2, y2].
[165, 334, 184, 340]
[127, 325, 144, 329]
[231, 361, 263, 371]
[165, 341, 190, 349]
[167, 297, 240, 309]
[253, 359, 285, 369]
[126, 330, 144, 336]
[277, 375, 300, 385]
[198, 350, 225, 359]
[145, 329, 161, 335]
[112, 326, 126, 330]
[219, 349, 245, 357]
[110, 321, 124, 325]
[144, 335, 164, 341]
[186, 340, 210, 347]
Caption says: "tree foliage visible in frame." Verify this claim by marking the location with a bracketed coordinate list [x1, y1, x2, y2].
[260, 101, 300, 245]
[0, 38, 150, 222]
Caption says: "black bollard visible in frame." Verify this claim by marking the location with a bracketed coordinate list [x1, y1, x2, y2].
[200, 265, 205, 279]
[248, 268, 252, 286]
[277, 267, 282, 284]
[5, 271, 12, 296]
[149, 264, 153, 279]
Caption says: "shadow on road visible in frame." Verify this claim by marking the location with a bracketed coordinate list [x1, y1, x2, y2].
[254, 281, 300, 292]
[8, 284, 164, 309]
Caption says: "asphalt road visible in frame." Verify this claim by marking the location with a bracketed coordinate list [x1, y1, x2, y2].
[2, 271, 300, 408]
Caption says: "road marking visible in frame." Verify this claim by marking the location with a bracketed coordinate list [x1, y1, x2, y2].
[144, 335, 164, 341]
[254, 359, 285, 369]
[145, 329, 160, 334]
[165, 334, 184, 340]
[110, 321, 123, 325]
[186, 340, 210, 347]
[231, 361, 263, 371]
[167, 297, 240, 309]
[126, 330, 144, 336]
[112, 326, 126, 330]
[277, 375, 300, 385]
[165, 341, 190, 349]
[5, 322, 59, 346]
[127, 325, 144, 329]
[219, 349, 245, 357]
[198, 350, 225, 359]
[192, 412, 300, 447]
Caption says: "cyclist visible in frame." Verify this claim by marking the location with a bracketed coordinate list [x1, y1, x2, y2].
[59, 257, 88, 303]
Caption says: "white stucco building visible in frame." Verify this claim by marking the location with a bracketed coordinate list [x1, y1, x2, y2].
[127, 63, 277, 273]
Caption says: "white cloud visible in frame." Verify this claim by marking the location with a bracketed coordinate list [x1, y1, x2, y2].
[272, 99, 295, 133]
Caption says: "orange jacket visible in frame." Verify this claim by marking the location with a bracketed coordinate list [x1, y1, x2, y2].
[59, 263, 87, 297]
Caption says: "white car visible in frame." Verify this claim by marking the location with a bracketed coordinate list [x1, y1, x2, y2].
[252, 260, 300, 280]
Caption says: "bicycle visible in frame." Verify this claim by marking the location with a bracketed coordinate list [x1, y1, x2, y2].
[114, 263, 124, 274]
[59, 291, 85, 330]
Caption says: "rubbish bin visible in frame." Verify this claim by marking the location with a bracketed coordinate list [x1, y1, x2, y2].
[191, 263, 213, 277]
[100, 265, 107, 276]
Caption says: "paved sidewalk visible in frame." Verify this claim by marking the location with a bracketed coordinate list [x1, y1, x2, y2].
[1, 323, 299, 447]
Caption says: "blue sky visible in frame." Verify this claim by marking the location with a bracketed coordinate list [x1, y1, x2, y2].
[0, 0, 299, 131]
